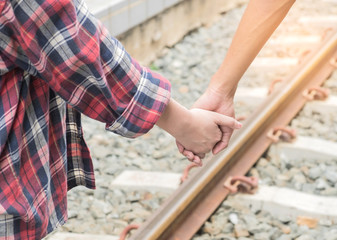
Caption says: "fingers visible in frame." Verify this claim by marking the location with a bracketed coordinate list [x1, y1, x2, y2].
[197, 153, 206, 159]
[192, 155, 203, 167]
[210, 112, 242, 154]
[212, 112, 242, 130]
[177, 142, 205, 167]
[212, 139, 229, 155]
[177, 139, 206, 160]
[182, 149, 195, 161]
[176, 141, 185, 153]
[175, 110, 241, 161]
[182, 149, 205, 160]
[212, 127, 233, 154]
[183, 153, 202, 166]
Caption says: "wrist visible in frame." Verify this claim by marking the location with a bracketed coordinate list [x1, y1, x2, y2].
[208, 72, 238, 100]
[206, 81, 237, 101]
[156, 98, 190, 139]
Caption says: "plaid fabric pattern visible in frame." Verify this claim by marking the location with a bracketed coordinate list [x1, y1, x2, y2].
[0, 0, 171, 239]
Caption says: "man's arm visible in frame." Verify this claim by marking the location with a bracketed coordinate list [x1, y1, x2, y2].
[7, 0, 172, 138]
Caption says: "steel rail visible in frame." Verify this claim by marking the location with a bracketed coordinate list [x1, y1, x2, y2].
[131, 30, 337, 240]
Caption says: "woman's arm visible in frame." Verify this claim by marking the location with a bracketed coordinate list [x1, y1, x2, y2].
[186, 0, 296, 156]
[210, 0, 296, 98]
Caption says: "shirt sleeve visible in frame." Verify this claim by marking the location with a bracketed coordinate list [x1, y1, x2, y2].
[4, 0, 171, 138]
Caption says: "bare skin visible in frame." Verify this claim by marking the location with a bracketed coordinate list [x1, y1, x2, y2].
[178, 0, 296, 161]
[156, 98, 242, 165]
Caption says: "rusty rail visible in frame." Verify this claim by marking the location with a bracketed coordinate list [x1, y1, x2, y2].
[131, 30, 337, 240]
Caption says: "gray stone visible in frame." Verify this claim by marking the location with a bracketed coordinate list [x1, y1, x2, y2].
[242, 215, 259, 227]
[249, 203, 262, 214]
[254, 232, 272, 240]
[90, 144, 112, 159]
[212, 234, 235, 240]
[192, 235, 212, 240]
[292, 173, 306, 184]
[202, 222, 221, 235]
[321, 187, 337, 196]
[93, 187, 107, 200]
[301, 183, 315, 194]
[295, 234, 315, 240]
[257, 158, 269, 168]
[110, 219, 128, 228]
[276, 235, 292, 240]
[152, 150, 166, 159]
[90, 199, 112, 219]
[67, 209, 78, 219]
[131, 208, 151, 219]
[269, 227, 282, 239]
[297, 225, 310, 234]
[222, 223, 234, 233]
[104, 167, 119, 175]
[324, 230, 337, 240]
[141, 199, 160, 210]
[319, 219, 333, 226]
[315, 178, 329, 190]
[126, 193, 141, 202]
[228, 213, 239, 225]
[276, 174, 291, 186]
[325, 170, 337, 183]
[234, 224, 249, 238]
[248, 223, 272, 234]
[121, 211, 139, 221]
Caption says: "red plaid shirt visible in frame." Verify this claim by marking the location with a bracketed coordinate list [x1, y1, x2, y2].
[0, 0, 171, 239]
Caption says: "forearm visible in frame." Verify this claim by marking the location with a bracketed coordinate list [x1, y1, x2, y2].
[12, 0, 172, 138]
[211, 0, 296, 97]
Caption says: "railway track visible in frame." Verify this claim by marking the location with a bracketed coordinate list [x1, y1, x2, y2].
[132, 31, 337, 240]
[48, 1, 337, 240]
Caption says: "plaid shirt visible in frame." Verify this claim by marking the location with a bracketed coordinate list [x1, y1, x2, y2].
[0, 0, 171, 239]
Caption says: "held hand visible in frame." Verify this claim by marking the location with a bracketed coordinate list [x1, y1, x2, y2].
[176, 86, 237, 163]
[193, 87, 236, 154]
[156, 98, 240, 166]
[176, 108, 241, 165]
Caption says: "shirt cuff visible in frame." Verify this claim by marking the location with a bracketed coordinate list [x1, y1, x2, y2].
[106, 67, 171, 138]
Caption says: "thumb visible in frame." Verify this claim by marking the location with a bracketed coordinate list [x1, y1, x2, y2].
[211, 112, 242, 130]
[211, 112, 242, 155]
[212, 130, 233, 154]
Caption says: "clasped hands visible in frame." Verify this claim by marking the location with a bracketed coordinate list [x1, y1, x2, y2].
[157, 86, 241, 166]
[175, 88, 240, 166]
[175, 108, 241, 166]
